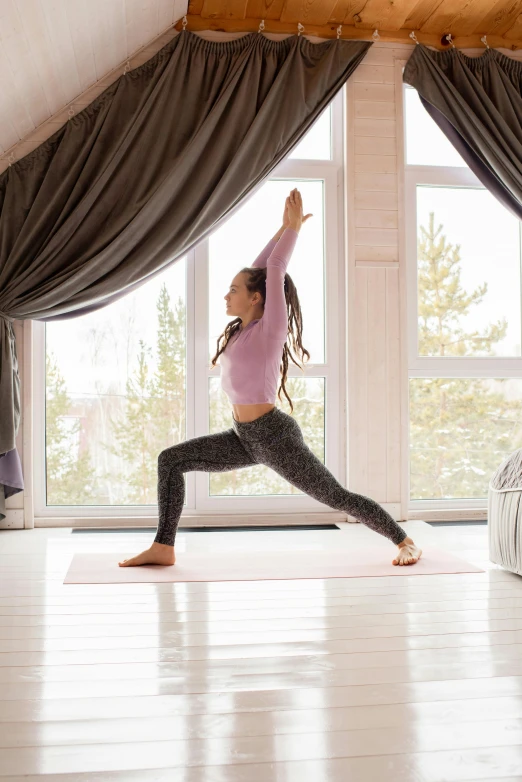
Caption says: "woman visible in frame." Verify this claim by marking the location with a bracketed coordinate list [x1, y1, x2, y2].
[120, 189, 421, 567]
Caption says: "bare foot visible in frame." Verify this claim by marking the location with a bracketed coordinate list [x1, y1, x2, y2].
[392, 536, 422, 566]
[119, 542, 175, 567]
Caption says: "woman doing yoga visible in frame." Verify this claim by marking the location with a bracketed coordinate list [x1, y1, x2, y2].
[119, 188, 422, 567]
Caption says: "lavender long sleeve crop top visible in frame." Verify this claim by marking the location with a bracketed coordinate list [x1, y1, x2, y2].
[219, 227, 298, 405]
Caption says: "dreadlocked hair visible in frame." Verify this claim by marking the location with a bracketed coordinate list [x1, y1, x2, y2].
[210, 266, 310, 414]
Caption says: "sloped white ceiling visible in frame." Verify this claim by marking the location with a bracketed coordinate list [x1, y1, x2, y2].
[0, 0, 188, 158]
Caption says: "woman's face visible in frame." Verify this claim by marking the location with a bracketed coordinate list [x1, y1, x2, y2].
[224, 273, 261, 317]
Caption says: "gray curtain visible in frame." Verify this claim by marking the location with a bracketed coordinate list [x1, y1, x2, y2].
[0, 29, 372, 508]
[403, 44, 522, 221]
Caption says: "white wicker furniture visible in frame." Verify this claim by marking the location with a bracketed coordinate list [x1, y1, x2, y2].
[489, 448, 522, 576]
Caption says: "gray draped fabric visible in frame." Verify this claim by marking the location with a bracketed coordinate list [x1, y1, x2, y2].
[0, 447, 23, 522]
[0, 30, 372, 480]
[403, 44, 522, 221]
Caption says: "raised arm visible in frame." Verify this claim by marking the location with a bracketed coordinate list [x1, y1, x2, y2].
[250, 226, 286, 269]
[261, 227, 298, 339]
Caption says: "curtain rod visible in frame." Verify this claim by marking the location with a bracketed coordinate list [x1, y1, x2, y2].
[175, 15, 522, 52]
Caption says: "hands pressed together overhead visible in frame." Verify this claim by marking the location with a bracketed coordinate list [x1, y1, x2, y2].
[283, 188, 313, 234]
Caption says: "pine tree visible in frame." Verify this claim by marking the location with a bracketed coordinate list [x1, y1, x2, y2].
[410, 212, 522, 499]
[150, 284, 186, 453]
[107, 284, 187, 505]
[107, 341, 157, 504]
[45, 352, 97, 504]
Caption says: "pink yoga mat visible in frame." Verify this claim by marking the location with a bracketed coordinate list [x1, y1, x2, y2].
[63, 547, 483, 583]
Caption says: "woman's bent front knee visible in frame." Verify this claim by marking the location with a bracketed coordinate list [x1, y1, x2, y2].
[158, 444, 184, 471]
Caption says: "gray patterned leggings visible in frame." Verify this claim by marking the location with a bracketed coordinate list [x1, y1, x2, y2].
[155, 407, 408, 547]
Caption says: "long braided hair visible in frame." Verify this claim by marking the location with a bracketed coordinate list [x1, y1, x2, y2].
[210, 266, 310, 413]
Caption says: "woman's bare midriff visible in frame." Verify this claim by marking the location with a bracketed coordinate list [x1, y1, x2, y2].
[232, 403, 276, 423]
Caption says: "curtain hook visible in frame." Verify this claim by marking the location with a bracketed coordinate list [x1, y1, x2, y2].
[182, 15, 188, 31]
[446, 33, 456, 48]
[409, 30, 419, 45]
[297, 22, 305, 36]
[7, 151, 15, 167]
[337, 24, 342, 39]
[68, 106, 75, 118]
[123, 59, 131, 76]
[481, 35, 490, 49]
[372, 29, 380, 41]
[258, 19, 265, 33]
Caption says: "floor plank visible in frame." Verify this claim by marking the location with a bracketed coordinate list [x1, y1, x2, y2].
[2, 675, 522, 722]
[1, 521, 522, 781]
[1, 696, 522, 747]
[4, 642, 522, 683]
[3, 627, 522, 663]
[2, 722, 522, 776]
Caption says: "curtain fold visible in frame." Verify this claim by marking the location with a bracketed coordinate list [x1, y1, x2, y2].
[403, 44, 522, 220]
[0, 29, 371, 508]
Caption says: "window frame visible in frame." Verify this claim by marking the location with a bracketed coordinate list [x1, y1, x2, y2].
[403, 83, 522, 512]
[32, 90, 347, 523]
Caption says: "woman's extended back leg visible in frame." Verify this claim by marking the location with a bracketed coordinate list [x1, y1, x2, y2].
[155, 429, 258, 546]
[259, 423, 408, 546]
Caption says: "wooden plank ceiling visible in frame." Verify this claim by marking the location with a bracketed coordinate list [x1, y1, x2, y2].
[1, 0, 521, 171]
[180, 0, 522, 49]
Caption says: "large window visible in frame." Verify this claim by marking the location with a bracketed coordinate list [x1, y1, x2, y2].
[404, 84, 522, 509]
[34, 93, 345, 522]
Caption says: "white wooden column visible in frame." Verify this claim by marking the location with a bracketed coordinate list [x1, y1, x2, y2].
[345, 43, 412, 522]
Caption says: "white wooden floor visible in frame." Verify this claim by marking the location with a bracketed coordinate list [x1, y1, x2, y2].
[1, 519, 522, 781]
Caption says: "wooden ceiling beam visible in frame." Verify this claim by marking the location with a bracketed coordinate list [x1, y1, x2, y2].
[331, 0, 366, 26]
[404, 0, 445, 30]
[477, 0, 522, 38]
[352, 0, 422, 31]
[200, 0, 249, 18]
[175, 14, 522, 49]
[188, 0, 205, 15]
[280, 0, 341, 27]
[504, 12, 522, 39]
[246, 0, 286, 20]
[419, 0, 477, 34]
[437, 0, 501, 37]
